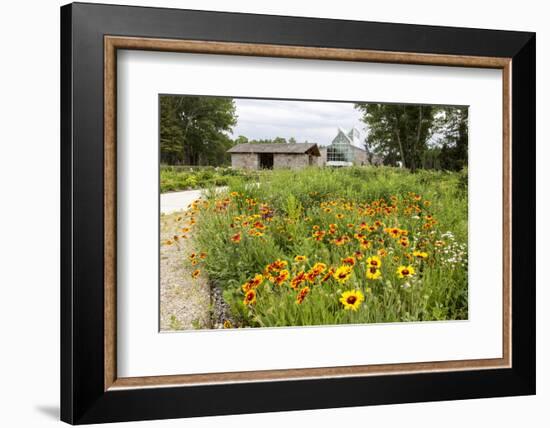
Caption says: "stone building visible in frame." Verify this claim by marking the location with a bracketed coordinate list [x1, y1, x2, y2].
[228, 143, 321, 170]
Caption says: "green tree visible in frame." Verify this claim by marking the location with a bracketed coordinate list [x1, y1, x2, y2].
[432, 107, 468, 171]
[160, 95, 237, 166]
[354, 103, 436, 172]
[246, 136, 288, 144]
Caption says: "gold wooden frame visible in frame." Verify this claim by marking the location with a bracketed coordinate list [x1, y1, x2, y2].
[104, 36, 512, 391]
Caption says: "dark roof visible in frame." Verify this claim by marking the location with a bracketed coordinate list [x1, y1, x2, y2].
[228, 143, 321, 156]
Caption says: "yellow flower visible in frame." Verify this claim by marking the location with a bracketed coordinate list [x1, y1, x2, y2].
[366, 266, 382, 280]
[386, 227, 402, 239]
[294, 255, 307, 262]
[191, 269, 201, 279]
[243, 289, 256, 305]
[366, 255, 382, 268]
[223, 320, 233, 328]
[377, 248, 388, 257]
[339, 290, 365, 311]
[413, 250, 428, 260]
[396, 265, 416, 278]
[333, 265, 353, 284]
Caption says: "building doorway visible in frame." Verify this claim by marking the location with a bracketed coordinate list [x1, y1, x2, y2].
[259, 153, 274, 169]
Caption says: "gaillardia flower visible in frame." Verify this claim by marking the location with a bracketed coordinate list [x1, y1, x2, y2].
[366, 255, 382, 268]
[339, 290, 365, 311]
[366, 266, 382, 280]
[333, 265, 353, 284]
[413, 250, 428, 260]
[296, 286, 310, 304]
[243, 289, 256, 305]
[396, 265, 416, 278]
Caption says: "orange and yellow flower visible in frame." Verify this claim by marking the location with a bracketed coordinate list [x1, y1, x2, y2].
[385, 227, 402, 239]
[290, 271, 307, 289]
[271, 269, 290, 286]
[241, 274, 264, 292]
[296, 286, 310, 304]
[342, 256, 356, 266]
[243, 289, 256, 305]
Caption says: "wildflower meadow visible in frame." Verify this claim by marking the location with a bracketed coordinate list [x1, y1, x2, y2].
[164, 166, 468, 328]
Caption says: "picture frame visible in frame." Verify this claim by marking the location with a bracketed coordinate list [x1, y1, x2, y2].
[60, 2, 535, 424]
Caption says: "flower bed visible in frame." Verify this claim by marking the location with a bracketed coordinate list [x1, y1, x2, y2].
[164, 166, 468, 328]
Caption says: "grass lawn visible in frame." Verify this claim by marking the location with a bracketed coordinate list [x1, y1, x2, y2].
[163, 166, 468, 328]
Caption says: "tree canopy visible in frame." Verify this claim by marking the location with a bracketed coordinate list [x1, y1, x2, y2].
[160, 95, 237, 166]
[354, 103, 468, 171]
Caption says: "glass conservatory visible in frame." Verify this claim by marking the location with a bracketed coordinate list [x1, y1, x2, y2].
[325, 128, 359, 166]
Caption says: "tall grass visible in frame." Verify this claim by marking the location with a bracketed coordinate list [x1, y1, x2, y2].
[180, 166, 468, 327]
[160, 166, 261, 192]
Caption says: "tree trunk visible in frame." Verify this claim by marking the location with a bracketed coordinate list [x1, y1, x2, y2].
[395, 130, 406, 168]
[411, 106, 423, 173]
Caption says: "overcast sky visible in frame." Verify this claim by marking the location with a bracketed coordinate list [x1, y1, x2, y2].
[231, 98, 365, 146]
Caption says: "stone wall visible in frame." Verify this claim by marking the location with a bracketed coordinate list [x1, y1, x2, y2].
[317, 147, 328, 166]
[352, 146, 368, 165]
[231, 153, 259, 170]
[273, 153, 310, 169]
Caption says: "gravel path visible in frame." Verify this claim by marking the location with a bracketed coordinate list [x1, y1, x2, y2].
[159, 211, 212, 331]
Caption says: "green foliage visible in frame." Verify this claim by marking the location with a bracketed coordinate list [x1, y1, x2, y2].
[355, 103, 468, 172]
[160, 95, 237, 166]
[188, 167, 468, 328]
[169, 314, 182, 330]
[160, 166, 261, 192]
[433, 107, 469, 171]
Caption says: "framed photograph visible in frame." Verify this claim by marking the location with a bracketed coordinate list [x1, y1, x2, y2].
[60, 2, 535, 424]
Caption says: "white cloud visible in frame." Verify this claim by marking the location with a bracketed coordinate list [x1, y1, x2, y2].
[232, 98, 366, 146]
